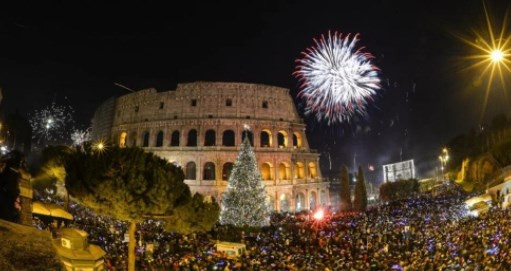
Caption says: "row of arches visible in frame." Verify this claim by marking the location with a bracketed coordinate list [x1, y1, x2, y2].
[118, 129, 304, 148]
[184, 161, 318, 181]
[267, 190, 328, 212]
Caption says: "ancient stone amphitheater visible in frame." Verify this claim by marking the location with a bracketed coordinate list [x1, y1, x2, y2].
[91, 82, 329, 212]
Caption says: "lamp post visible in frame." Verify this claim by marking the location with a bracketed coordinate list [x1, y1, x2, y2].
[438, 148, 449, 184]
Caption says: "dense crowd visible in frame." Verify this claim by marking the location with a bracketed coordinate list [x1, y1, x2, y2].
[34, 186, 511, 270]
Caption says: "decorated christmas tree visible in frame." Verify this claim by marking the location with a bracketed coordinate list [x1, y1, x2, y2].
[220, 131, 270, 227]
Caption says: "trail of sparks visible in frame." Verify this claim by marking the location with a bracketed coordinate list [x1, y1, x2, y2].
[30, 101, 75, 145]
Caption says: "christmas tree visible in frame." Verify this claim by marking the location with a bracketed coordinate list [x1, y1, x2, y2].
[220, 133, 270, 227]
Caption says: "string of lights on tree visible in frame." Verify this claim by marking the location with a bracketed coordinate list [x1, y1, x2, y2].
[220, 126, 270, 227]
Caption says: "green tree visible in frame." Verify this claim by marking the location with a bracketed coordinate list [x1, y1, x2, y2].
[353, 165, 367, 212]
[32, 146, 69, 205]
[339, 165, 351, 212]
[57, 145, 218, 271]
[220, 136, 270, 227]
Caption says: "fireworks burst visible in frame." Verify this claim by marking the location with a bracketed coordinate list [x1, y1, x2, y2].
[71, 128, 91, 147]
[30, 101, 75, 145]
[294, 31, 381, 124]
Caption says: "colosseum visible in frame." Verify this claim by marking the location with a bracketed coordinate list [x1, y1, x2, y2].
[91, 82, 330, 212]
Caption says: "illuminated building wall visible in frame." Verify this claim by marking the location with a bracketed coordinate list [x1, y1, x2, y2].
[91, 82, 329, 212]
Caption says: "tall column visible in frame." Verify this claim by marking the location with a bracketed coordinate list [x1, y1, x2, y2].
[326, 188, 331, 207]
[291, 190, 296, 213]
[181, 128, 187, 147]
[216, 127, 222, 147]
[275, 191, 280, 212]
[305, 189, 310, 210]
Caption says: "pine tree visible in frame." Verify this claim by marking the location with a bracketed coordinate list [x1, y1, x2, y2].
[353, 165, 368, 212]
[50, 145, 219, 271]
[220, 136, 270, 227]
[339, 165, 351, 212]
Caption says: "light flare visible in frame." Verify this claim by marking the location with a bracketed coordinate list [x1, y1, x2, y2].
[458, 3, 511, 123]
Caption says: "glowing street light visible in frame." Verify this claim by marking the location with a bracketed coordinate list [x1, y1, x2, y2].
[439, 148, 449, 183]
[93, 140, 107, 153]
[490, 49, 504, 63]
[458, 2, 511, 123]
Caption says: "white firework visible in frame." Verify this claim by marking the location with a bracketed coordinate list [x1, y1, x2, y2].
[30, 101, 75, 145]
[71, 128, 91, 147]
[294, 31, 381, 124]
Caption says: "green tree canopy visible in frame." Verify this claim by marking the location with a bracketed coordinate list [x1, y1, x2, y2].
[339, 165, 351, 212]
[353, 165, 367, 212]
[48, 144, 219, 271]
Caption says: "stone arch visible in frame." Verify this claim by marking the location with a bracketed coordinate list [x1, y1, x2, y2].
[278, 162, 291, 180]
[119, 131, 127, 147]
[277, 130, 289, 148]
[222, 130, 235, 146]
[294, 162, 305, 179]
[222, 162, 234, 180]
[266, 195, 275, 211]
[142, 131, 150, 147]
[308, 162, 318, 179]
[261, 162, 274, 181]
[309, 191, 317, 210]
[320, 190, 328, 206]
[170, 130, 180, 146]
[155, 131, 164, 147]
[241, 130, 253, 146]
[187, 129, 198, 147]
[204, 129, 216, 146]
[295, 192, 306, 212]
[203, 162, 216, 180]
[293, 132, 303, 148]
[279, 193, 291, 212]
[185, 162, 196, 180]
[129, 131, 137, 147]
[260, 129, 272, 147]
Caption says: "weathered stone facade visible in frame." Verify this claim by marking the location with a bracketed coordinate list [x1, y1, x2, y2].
[92, 82, 329, 212]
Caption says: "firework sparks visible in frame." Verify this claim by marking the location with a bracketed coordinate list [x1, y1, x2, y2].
[30, 101, 75, 145]
[71, 128, 91, 147]
[294, 31, 381, 124]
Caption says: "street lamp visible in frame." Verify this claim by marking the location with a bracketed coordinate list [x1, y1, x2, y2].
[490, 49, 504, 63]
[438, 148, 449, 183]
[93, 140, 107, 153]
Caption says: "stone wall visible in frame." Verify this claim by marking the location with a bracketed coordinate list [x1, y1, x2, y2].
[91, 82, 330, 212]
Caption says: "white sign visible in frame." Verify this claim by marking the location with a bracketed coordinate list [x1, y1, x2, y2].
[383, 159, 416, 182]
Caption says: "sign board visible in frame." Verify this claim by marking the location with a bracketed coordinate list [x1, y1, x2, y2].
[382, 159, 416, 182]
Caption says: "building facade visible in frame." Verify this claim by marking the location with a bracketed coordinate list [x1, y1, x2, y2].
[91, 82, 329, 212]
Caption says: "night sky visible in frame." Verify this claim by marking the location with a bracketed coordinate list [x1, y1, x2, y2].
[1, 1, 510, 183]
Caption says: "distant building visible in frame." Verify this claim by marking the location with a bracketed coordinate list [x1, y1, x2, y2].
[383, 159, 416, 182]
[487, 178, 511, 209]
[90, 97, 117, 141]
[90, 82, 329, 212]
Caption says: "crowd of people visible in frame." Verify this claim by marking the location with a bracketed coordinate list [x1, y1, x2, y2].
[33, 186, 511, 270]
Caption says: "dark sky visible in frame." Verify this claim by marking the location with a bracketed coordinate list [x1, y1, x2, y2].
[1, 0, 510, 182]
